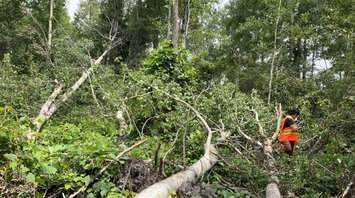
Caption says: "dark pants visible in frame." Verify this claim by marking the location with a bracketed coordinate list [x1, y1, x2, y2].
[281, 141, 295, 155]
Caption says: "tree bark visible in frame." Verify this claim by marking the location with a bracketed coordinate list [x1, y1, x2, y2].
[48, 0, 54, 51]
[171, 0, 180, 48]
[240, 104, 282, 198]
[136, 146, 217, 198]
[116, 108, 128, 129]
[267, 0, 282, 105]
[136, 94, 217, 198]
[264, 104, 283, 198]
[180, 0, 190, 48]
[27, 47, 112, 139]
[266, 181, 281, 198]
[32, 83, 63, 132]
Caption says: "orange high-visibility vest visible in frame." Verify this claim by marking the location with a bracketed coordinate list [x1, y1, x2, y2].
[278, 115, 299, 144]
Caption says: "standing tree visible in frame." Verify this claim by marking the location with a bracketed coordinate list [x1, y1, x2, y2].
[171, 0, 180, 47]
[47, 0, 54, 52]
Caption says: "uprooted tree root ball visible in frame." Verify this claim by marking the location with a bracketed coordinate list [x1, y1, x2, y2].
[117, 159, 164, 192]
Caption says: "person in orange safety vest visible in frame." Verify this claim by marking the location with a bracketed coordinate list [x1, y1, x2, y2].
[279, 107, 300, 155]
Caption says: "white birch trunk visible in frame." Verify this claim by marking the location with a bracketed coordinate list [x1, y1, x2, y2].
[136, 94, 217, 198]
[27, 47, 111, 139]
[264, 104, 283, 198]
[267, 0, 282, 105]
[248, 105, 282, 198]
[31, 83, 63, 131]
[136, 146, 217, 198]
[48, 0, 54, 51]
[116, 108, 128, 129]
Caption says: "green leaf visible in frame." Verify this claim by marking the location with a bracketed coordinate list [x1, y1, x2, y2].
[3, 153, 17, 161]
[26, 173, 36, 183]
[64, 183, 72, 190]
[83, 175, 91, 186]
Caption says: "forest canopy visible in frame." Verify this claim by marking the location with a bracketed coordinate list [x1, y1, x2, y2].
[0, 0, 354, 197]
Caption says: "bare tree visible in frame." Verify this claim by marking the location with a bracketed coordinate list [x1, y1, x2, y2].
[48, 0, 54, 51]
[267, 0, 282, 105]
[26, 47, 113, 139]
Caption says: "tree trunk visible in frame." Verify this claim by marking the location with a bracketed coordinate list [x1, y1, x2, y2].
[31, 83, 63, 132]
[167, 1, 172, 39]
[267, 0, 282, 105]
[48, 0, 54, 51]
[116, 108, 128, 129]
[266, 181, 281, 198]
[171, 0, 180, 48]
[264, 138, 281, 198]
[136, 93, 217, 198]
[181, 0, 190, 48]
[244, 104, 282, 198]
[265, 104, 283, 198]
[26, 47, 112, 139]
[136, 146, 217, 198]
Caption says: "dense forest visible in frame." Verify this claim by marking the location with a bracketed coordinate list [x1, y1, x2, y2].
[0, 0, 354, 197]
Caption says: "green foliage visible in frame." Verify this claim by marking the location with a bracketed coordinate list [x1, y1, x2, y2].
[143, 41, 198, 86]
[0, 0, 354, 197]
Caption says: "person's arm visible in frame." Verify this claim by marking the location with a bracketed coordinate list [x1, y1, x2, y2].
[290, 123, 298, 131]
[285, 118, 298, 131]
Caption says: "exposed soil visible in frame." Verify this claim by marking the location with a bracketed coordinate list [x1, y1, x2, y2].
[0, 172, 34, 197]
[117, 159, 216, 197]
[177, 182, 217, 198]
[117, 159, 164, 192]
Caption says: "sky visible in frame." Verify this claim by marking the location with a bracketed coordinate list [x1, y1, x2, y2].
[67, 0, 80, 19]
[66, 0, 231, 19]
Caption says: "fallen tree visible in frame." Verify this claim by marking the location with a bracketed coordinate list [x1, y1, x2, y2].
[136, 92, 218, 198]
[26, 46, 113, 139]
[237, 104, 283, 198]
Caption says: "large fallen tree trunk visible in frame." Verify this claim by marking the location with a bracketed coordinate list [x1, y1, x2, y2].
[136, 93, 217, 198]
[27, 47, 112, 139]
[264, 104, 283, 198]
[31, 82, 64, 133]
[237, 104, 282, 198]
[136, 146, 217, 198]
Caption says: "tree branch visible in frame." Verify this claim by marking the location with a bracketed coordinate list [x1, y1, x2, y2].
[136, 93, 217, 197]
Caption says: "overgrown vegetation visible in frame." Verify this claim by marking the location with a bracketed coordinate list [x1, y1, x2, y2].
[0, 0, 354, 197]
